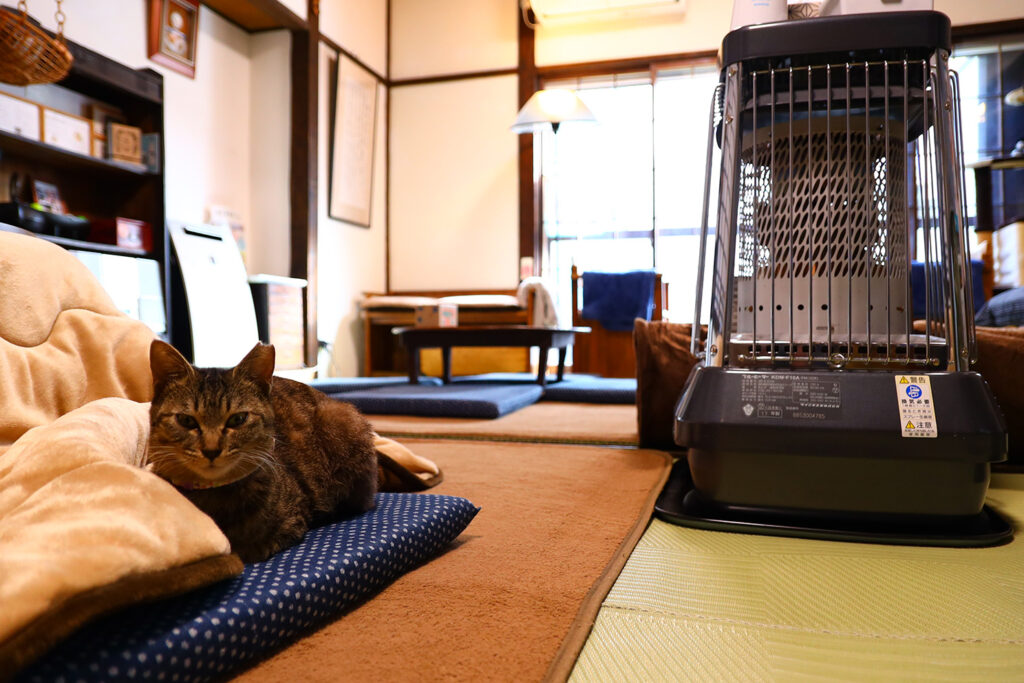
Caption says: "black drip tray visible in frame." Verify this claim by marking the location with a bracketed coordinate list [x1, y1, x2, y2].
[655, 460, 1014, 548]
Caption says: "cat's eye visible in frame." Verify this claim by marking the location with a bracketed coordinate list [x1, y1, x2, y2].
[175, 414, 199, 430]
[225, 412, 248, 429]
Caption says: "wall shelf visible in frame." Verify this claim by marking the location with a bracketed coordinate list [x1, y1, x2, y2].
[0, 131, 154, 177]
[0, 37, 168, 336]
[0, 222, 150, 258]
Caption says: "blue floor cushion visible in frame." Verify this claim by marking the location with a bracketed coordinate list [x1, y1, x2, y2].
[18, 493, 479, 683]
[541, 375, 636, 404]
[336, 383, 543, 419]
[454, 373, 636, 405]
[312, 376, 441, 395]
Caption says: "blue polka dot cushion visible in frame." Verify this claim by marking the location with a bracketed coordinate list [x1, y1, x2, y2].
[16, 493, 478, 683]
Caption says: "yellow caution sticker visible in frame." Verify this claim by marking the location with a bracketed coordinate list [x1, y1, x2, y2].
[895, 375, 937, 438]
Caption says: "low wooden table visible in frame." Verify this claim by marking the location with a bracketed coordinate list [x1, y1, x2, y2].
[393, 325, 590, 385]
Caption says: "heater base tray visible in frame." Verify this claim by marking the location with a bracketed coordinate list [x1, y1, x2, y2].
[654, 460, 1012, 548]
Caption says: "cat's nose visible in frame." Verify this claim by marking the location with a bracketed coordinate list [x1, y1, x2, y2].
[201, 449, 220, 462]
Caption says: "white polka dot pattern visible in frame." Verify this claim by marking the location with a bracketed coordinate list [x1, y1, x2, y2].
[18, 493, 479, 683]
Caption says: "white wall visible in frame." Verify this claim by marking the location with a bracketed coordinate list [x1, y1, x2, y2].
[389, 75, 520, 291]
[317, 3, 390, 377]
[535, 0, 729, 66]
[321, 0, 388, 78]
[390, 0, 518, 80]
[387, 0, 519, 293]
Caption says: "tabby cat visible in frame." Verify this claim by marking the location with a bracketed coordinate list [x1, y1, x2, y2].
[147, 340, 378, 563]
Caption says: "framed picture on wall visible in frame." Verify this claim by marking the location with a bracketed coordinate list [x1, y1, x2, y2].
[329, 54, 379, 227]
[147, 0, 199, 79]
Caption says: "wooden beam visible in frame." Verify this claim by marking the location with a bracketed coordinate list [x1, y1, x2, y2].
[951, 18, 1024, 42]
[537, 50, 718, 80]
[290, 2, 319, 367]
[203, 0, 307, 31]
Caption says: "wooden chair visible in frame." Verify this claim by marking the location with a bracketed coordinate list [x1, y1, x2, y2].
[571, 265, 668, 378]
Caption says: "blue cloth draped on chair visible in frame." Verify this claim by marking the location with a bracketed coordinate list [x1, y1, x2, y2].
[580, 270, 657, 332]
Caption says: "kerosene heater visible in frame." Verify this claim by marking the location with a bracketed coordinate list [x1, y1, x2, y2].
[657, 10, 1010, 545]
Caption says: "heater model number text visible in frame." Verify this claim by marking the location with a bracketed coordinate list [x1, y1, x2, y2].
[895, 375, 938, 438]
[739, 375, 841, 421]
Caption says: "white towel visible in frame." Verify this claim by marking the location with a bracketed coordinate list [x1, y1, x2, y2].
[517, 277, 560, 328]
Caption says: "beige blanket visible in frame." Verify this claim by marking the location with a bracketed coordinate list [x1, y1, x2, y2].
[0, 232, 440, 675]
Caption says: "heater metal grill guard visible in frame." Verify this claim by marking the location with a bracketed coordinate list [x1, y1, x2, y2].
[692, 14, 976, 372]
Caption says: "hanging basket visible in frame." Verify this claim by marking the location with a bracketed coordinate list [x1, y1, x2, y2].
[0, 4, 72, 86]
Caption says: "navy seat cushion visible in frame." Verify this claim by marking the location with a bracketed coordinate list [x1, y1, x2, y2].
[911, 259, 986, 318]
[336, 383, 543, 418]
[311, 376, 441, 395]
[542, 375, 636, 404]
[17, 493, 479, 683]
[453, 373, 636, 404]
[975, 286, 1024, 327]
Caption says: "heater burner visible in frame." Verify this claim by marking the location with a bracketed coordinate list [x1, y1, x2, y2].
[665, 10, 1007, 545]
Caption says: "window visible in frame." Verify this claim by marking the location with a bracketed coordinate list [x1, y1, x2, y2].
[951, 34, 1024, 231]
[540, 60, 720, 328]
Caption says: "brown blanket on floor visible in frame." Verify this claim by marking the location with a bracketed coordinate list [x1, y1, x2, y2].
[234, 439, 672, 683]
[634, 319, 1024, 466]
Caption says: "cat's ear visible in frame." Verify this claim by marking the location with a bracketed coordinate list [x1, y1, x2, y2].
[235, 343, 275, 392]
[150, 340, 194, 394]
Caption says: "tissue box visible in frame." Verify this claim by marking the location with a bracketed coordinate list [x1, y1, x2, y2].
[414, 303, 458, 327]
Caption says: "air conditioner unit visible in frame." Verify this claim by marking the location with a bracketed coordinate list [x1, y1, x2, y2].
[524, 0, 687, 25]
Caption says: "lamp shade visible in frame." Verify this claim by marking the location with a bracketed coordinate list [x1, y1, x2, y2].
[510, 88, 596, 134]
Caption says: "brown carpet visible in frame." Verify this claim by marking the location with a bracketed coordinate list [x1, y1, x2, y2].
[234, 438, 670, 682]
[367, 402, 639, 446]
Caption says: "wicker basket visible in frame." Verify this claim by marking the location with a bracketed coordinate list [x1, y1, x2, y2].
[0, 5, 72, 86]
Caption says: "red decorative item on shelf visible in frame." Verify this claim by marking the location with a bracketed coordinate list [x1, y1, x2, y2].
[90, 217, 152, 251]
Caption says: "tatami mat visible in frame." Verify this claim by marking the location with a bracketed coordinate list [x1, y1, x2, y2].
[570, 474, 1024, 681]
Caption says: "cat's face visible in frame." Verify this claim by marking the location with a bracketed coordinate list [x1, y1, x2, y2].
[148, 341, 277, 487]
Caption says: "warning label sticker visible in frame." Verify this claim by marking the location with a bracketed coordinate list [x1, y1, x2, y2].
[895, 375, 937, 438]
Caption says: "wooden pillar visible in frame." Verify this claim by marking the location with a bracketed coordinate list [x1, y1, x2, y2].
[518, 2, 540, 277]
[290, 0, 320, 367]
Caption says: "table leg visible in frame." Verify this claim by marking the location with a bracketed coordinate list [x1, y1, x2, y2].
[442, 346, 453, 384]
[557, 347, 567, 382]
[974, 166, 993, 232]
[407, 346, 420, 384]
[537, 346, 550, 386]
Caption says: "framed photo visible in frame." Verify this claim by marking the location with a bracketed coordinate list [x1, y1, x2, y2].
[0, 91, 41, 141]
[147, 0, 199, 79]
[86, 102, 124, 158]
[109, 123, 143, 164]
[329, 54, 379, 227]
[33, 180, 64, 214]
[41, 107, 91, 156]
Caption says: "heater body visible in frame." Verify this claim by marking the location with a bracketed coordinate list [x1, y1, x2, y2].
[672, 11, 1007, 526]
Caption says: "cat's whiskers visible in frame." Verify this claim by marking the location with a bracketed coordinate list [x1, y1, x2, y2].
[236, 446, 280, 474]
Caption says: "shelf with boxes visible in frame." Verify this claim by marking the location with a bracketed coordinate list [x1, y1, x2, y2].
[0, 37, 168, 336]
